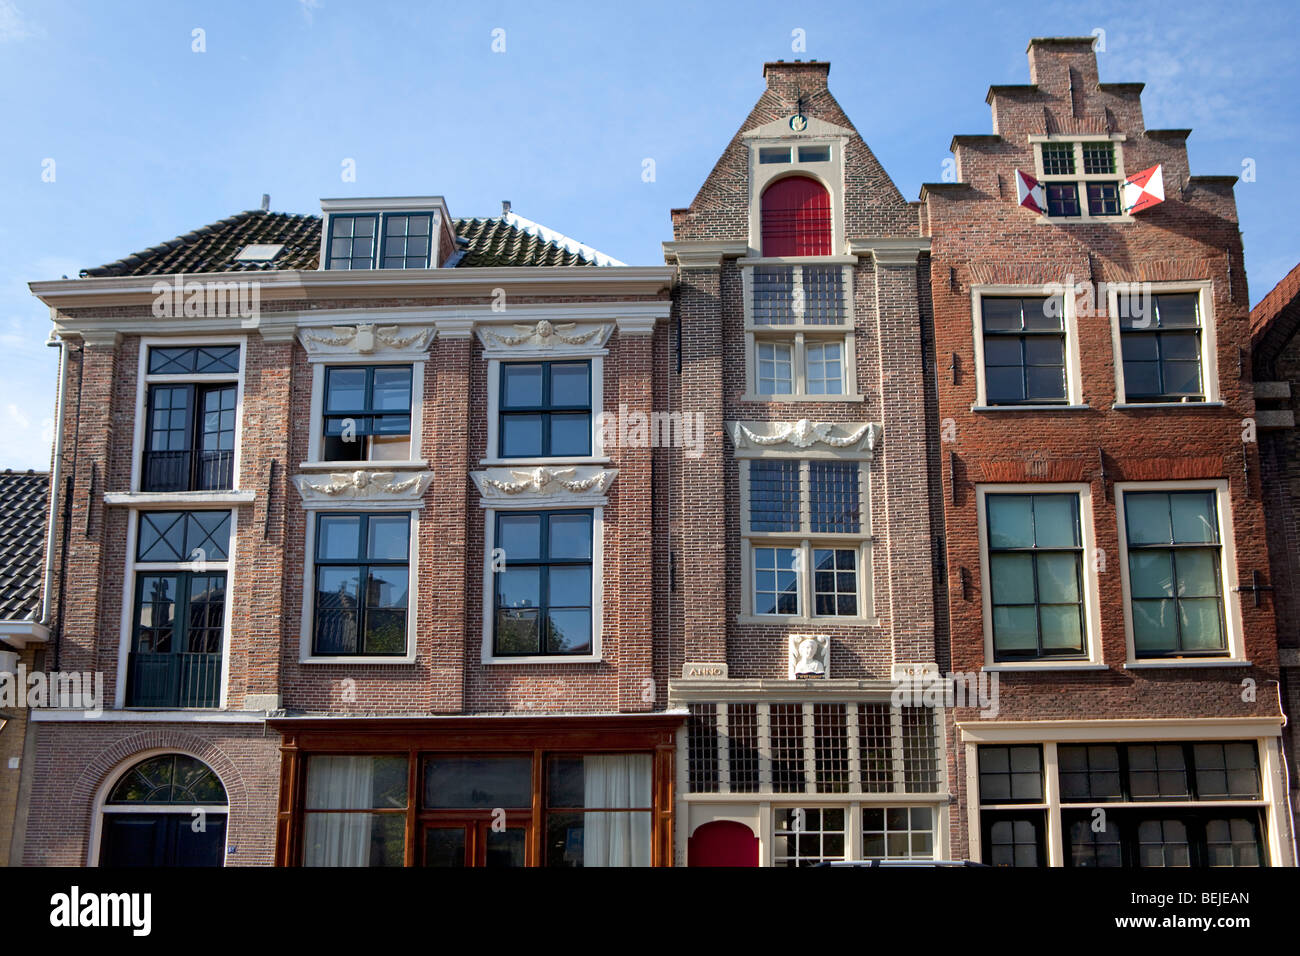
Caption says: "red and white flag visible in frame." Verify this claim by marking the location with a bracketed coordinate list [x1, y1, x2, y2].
[1123, 164, 1165, 214]
[1015, 169, 1046, 213]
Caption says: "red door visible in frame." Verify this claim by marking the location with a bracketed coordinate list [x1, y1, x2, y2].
[760, 176, 832, 256]
[688, 820, 759, 867]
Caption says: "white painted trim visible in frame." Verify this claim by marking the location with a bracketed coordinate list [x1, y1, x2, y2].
[87, 746, 230, 867]
[32, 709, 268, 722]
[105, 491, 255, 507]
[480, 506, 605, 665]
[1030, 135, 1133, 225]
[1114, 479, 1243, 665]
[975, 483, 1103, 667]
[306, 357, 425, 466]
[746, 131, 849, 256]
[1106, 280, 1218, 405]
[130, 335, 246, 495]
[0, 621, 50, 648]
[955, 717, 1284, 741]
[298, 509, 420, 665]
[970, 285, 1082, 408]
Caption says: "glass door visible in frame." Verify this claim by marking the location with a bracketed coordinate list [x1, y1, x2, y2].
[422, 820, 528, 867]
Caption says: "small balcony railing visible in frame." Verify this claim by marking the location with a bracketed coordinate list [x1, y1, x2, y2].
[142, 450, 234, 493]
[126, 652, 222, 708]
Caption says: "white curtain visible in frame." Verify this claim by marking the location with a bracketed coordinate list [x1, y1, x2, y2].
[303, 756, 375, 867]
[582, 755, 652, 867]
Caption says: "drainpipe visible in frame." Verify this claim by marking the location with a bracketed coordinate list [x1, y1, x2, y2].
[39, 332, 69, 625]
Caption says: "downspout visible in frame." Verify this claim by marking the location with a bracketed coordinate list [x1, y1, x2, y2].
[39, 332, 69, 625]
[43, 334, 84, 672]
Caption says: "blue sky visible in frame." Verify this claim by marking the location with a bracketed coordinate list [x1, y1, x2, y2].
[0, 0, 1296, 470]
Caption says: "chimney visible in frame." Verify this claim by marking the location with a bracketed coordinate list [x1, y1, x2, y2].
[501, 200, 511, 217]
[762, 59, 830, 99]
[260, 193, 270, 212]
[1026, 37, 1099, 93]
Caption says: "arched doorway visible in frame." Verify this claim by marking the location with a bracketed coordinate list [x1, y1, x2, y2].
[760, 175, 832, 256]
[98, 753, 228, 866]
[688, 819, 759, 867]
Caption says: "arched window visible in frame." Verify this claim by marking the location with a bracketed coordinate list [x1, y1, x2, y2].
[760, 176, 832, 256]
[99, 754, 228, 866]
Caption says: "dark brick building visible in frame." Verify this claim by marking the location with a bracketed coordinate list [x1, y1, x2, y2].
[921, 38, 1293, 866]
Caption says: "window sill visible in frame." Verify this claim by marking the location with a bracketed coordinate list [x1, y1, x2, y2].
[982, 661, 1109, 672]
[739, 394, 865, 404]
[970, 404, 1090, 413]
[483, 654, 604, 665]
[736, 614, 881, 627]
[1112, 401, 1224, 410]
[1123, 658, 1251, 670]
[301, 655, 417, 665]
[299, 460, 428, 471]
[479, 456, 611, 467]
[1034, 214, 1136, 225]
[105, 490, 256, 506]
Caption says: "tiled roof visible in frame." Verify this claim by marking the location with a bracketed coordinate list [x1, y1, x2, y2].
[0, 470, 49, 623]
[80, 210, 607, 277]
[1251, 261, 1300, 362]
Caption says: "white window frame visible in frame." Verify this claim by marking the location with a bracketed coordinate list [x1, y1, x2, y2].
[1107, 280, 1221, 407]
[483, 355, 607, 466]
[975, 483, 1106, 671]
[1029, 134, 1133, 225]
[970, 286, 1085, 410]
[739, 458, 876, 625]
[746, 134, 846, 255]
[318, 196, 452, 271]
[302, 358, 426, 470]
[130, 336, 247, 494]
[1114, 480, 1245, 667]
[298, 507, 420, 665]
[961, 724, 1292, 868]
[116, 506, 238, 709]
[740, 261, 861, 403]
[481, 504, 605, 664]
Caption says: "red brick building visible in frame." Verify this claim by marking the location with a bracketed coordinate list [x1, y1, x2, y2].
[921, 38, 1294, 866]
[23, 200, 678, 866]
[1251, 262, 1300, 847]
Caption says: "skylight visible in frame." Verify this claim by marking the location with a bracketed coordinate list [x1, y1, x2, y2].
[234, 243, 284, 261]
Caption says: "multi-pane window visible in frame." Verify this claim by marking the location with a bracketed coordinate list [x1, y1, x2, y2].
[326, 212, 435, 270]
[683, 702, 943, 796]
[748, 264, 852, 399]
[745, 459, 867, 619]
[1000, 740, 1268, 868]
[128, 510, 231, 708]
[1036, 140, 1124, 219]
[980, 296, 1067, 405]
[978, 745, 1046, 867]
[312, 512, 411, 656]
[142, 345, 239, 493]
[545, 755, 653, 867]
[984, 492, 1086, 659]
[1122, 490, 1227, 657]
[493, 510, 593, 657]
[499, 361, 591, 458]
[863, 807, 935, 861]
[774, 807, 844, 866]
[757, 342, 794, 395]
[1117, 292, 1205, 402]
[321, 365, 413, 462]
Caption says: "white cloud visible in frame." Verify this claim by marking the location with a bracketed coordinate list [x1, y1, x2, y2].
[0, 1, 39, 42]
[298, 0, 322, 24]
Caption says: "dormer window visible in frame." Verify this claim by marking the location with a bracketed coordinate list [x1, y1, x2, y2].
[1033, 137, 1127, 221]
[326, 213, 433, 270]
[320, 198, 452, 271]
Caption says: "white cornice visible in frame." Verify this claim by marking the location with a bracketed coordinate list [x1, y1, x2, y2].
[292, 469, 432, 509]
[320, 195, 450, 215]
[298, 322, 433, 359]
[729, 419, 881, 457]
[31, 266, 676, 313]
[104, 491, 256, 507]
[475, 320, 613, 355]
[847, 237, 932, 265]
[471, 465, 616, 508]
[662, 240, 750, 268]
